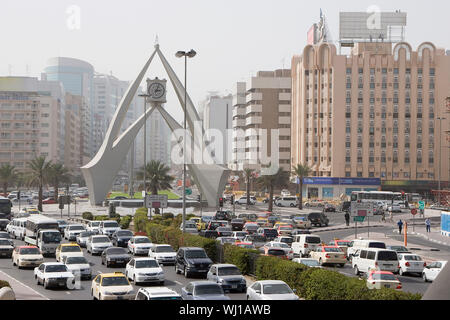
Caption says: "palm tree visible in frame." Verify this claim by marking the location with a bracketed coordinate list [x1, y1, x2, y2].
[47, 163, 71, 202]
[0, 164, 17, 196]
[243, 168, 255, 206]
[136, 160, 174, 214]
[256, 168, 289, 212]
[292, 163, 311, 210]
[27, 156, 52, 212]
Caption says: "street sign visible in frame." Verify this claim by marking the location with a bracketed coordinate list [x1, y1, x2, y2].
[185, 188, 192, 196]
[353, 216, 365, 222]
[411, 208, 418, 216]
[145, 194, 168, 209]
[419, 201, 425, 210]
[350, 202, 374, 217]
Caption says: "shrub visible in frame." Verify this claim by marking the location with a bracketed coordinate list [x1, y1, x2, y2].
[223, 245, 259, 275]
[82, 212, 94, 220]
[182, 233, 217, 261]
[120, 215, 133, 229]
[134, 210, 149, 232]
[162, 212, 174, 220]
[0, 280, 10, 289]
[94, 215, 109, 221]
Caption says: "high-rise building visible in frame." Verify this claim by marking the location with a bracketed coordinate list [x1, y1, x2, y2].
[291, 41, 450, 194]
[64, 93, 82, 175]
[230, 69, 291, 172]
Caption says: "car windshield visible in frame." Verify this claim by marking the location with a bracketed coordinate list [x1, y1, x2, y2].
[61, 246, 81, 252]
[66, 256, 88, 264]
[404, 255, 422, 261]
[116, 231, 133, 237]
[90, 222, 101, 227]
[185, 223, 197, 228]
[194, 284, 224, 296]
[185, 250, 207, 259]
[92, 237, 110, 243]
[0, 232, 10, 239]
[273, 243, 289, 248]
[80, 232, 94, 237]
[323, 247, 342, 252]
[42, 232, 61, 243]
[155, 246, 174, 253]
[305, 237, 321, 244]
[69, 226, 84, 231]
[107, 248, 127, 255]
[300, 260, 320, 267]
[263, 283, 292, 294]
[101, 276, 129, 286]
[337, 241, 350, 246]
[19, 247, 40, 254]
[103, 222, 119, 228]
[136, 260, 159, 268]
[0, 239, 11, 246]
[369, 242, 386, 249]
[377, 251, 398, 261]
[45, 265, 68, 273]
[135, 238, 151, 244]
[218, 267, 241, 276]
[372, 273, 397, 281]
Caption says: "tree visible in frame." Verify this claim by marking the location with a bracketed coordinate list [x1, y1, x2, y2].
[256, 168, 290, 212]
[0, 164, 17, 196]
[291, 163, 311, 210]
[47, 163, 71, 202]
[136, 160, 174, 214]
[243, 168, 255, 206]
[26, 156, 52, 212]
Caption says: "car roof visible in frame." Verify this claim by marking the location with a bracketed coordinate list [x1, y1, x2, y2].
[100, 272, 127, 278]
[138, 287, 180, 295]
[189, 281, 220, 286]
[181, 247, 205, 250]
[256, 280, 288, 285]
[211, 264, 237, 268]
[42, 262, 65, 266]
[18, 245, 38, 249]
[134, 257, 158, 261]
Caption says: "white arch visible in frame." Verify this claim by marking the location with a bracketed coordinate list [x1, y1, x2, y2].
[393, 42, 412, 61]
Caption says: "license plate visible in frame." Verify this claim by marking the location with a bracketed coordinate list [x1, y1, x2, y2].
[116, 261, 123, 264]
[58, 282, 65, 286]
[117, 296, 123, 300]
[231, 284, 237, 289]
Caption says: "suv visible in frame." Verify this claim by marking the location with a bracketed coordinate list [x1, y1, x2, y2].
[256, 228, 278, 241]
[98, 220, 121, 237]
[175, 247, 213, 278]
[307, 212, 329, 227]
[230, 218, 244, 231]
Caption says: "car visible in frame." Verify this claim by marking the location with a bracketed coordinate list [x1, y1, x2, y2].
[303, 200, 324, 208]
[42, 198, 57, 204]
[231, 231, 248, 241]
[91, 272, 135, 300]
[235, 196, 255, 205]
[366, 270, 402, 290]
[328, 239, 351, 255]
[135, 287, 182, 300]
[76, 231, 96, 247]
[23, 207, 39, 215]
[216, 237, 236, 245]
[0, 219, 10, 231]
[347, 240, 387, 261]
[275, 196, 298, 207]
[127, 236, 153, 255]
[56, 220, 69, 234]
[55, 243, 83, 262]
[98, 220, 121, 237]
[247, 280, 299, 300]
[7, 218, 27, 240]
[291, 229, 311, 236]
[233, 242, 256, 249]
[181, 281, 231, 300]
[64, 224, 86, 241]
[276, 225, 293, 236]
[230, 218, 245, 231]
[125, 257, 164, 285]
[0, 238, 14, 258]
[214, 210, 232, 221]
[180, 221, 199, 234]
[387, 245, 411, 254]
[256, 217, 269, 227]
[384, 203, 402, 213]
[262, 247, 289, 259]
[101, 247, 131, 267]
[111, 229, 134, 247]
[309, 246, 347, 267]
[256, 227, 278, 241]
[307, 212, 329, 227]
[274, 236, 293, 246]
[398, 253, 426, 276]
[292, 258, 322, 268]
[175, 247, 213, 278]
[86, 235, 113, 255]
[243, 222, 259, 234]
[0, 231, 11, 239]
[323, 203, 336, 212]
[34, 262, 75, 289]
[63, 255, 92, 280]
[86, 221, 101, 234]
[422, 261, 447, 282]
[12, 246, 44, 268]
[267, 215, 281, 226]
[189, 217, 206, 231]
[199, 229, 219, 238]
[339, 201, 351, 213]
[261, 242, 293, 259]
[291, 234, 322, 257]
[242, 234, 266, 248]
[291, 216, 311, 229]
[352, 248, 399, 275]
[148, 244, 176, 265]
[216, 226, 232, 237]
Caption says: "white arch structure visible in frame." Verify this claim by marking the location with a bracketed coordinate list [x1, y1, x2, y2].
[81, 44, 230, 207]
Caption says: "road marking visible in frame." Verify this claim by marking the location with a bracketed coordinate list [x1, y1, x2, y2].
[174, 281, 183, 286]
[0, 270, 50, 300]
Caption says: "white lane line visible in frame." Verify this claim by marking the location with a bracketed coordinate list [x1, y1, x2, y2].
[174, 281, 183, 286]
[0, 270, 50, 300]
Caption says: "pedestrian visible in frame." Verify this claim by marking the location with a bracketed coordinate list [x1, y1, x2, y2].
[425, 218, 431, 233]
[397, 219, 403, 234]
[381, 211, 386, 223]
[344, 211, 350, 226]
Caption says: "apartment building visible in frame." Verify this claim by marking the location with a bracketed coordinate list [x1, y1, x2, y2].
[230, 69, 291, 172]
[291, 42, 450, 193]
[64, 93, 82, 175]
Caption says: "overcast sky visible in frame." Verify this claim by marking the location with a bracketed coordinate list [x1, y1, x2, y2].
[1, 0, 449, 122]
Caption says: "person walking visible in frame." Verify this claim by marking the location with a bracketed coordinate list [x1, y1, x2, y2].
[425, 218, 431, 233]
[397, 219, 403, 234]
[344, 211, 350, 226]
[381, 211, 386, 223]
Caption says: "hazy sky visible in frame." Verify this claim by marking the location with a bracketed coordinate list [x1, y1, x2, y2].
[1, 0, 449, 122]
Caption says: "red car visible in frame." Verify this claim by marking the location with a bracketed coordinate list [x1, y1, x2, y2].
[42, 198, 56, 204]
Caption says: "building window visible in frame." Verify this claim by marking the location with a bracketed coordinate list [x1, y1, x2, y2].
[346, 68, 352, 74]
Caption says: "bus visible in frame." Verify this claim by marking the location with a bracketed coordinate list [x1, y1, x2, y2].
[406, 193, 422, 203]
[0, 196, 13, 220]
[350, 191, 403, 206]
[24, 215, 61, 255]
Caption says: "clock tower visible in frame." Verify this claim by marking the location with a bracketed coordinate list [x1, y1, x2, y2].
[146, 77, 167, 104]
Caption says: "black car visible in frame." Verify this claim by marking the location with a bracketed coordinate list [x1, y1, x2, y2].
[199, 230, 219, 239]
[216, 227, 232, 237]
[230, 219, 244, 231]
[0, 231, 11, 239]
[323, 204, 336, 212]
[0, 238, 14, 257]
[175, 247, 213, 278]
[101, 247, 131, 267]
[111, 230, 134, 247]
[291, 229, 311, 235]
[257, 228, 278, 241]
[214, 211, 232, 221]
[0, 219, 9, 231]
[307, 212, 329, 227]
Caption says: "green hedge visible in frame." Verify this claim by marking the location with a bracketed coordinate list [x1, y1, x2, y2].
[82, 212, 94, 220]
[120, 215, 133, 229]
[0, 280, 10, 289]
[223, 244, 259, 275]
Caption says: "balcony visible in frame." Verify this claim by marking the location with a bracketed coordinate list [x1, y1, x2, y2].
[278, 105, 291, 113]
[246, 92, 262, 104]
[232, 118, 245, 128]
[278, 116, 290, 125]
[245, 104, 262, 115]
[232, 107, 245, 118]
[245, 116, 262, 126]
[278, 92, 291, 101]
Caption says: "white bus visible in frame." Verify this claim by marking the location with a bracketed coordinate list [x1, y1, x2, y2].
[350, 191, 403, 206]
[24, 215, 61, 255]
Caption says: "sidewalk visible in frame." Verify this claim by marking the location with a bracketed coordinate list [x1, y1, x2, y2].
[0, 271, 48, 300]
[409, 227, 450, 247]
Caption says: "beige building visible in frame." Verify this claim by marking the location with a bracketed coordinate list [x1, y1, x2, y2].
[291, 42, 450, 193]
[231, 69, 291, 172]
[64, 93, 82, 175]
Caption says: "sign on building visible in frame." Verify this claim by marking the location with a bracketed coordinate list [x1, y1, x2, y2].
[350, 202, 374, 217]
[145, 194, 168, 209]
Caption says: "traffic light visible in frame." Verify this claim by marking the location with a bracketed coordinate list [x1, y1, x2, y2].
[58, 197, 64, 210]
[197, 195, 201, 202]
[219, 197, 224, 208]
[230, 195, 235, 204]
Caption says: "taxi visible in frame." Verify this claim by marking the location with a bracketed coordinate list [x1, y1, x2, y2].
[55, 243, 83, 262]
[309, 246, 347, 267]
[256, 217, 269, 227]
[91, 272, 135, 300]
[189, 217, 206, 231]
[366, 270, 402, 290]
[328, 239, 351, 255]
[25, 207, 40, 215]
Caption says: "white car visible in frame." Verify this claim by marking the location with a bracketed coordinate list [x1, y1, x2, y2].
[125, 258, 165, 285]
[87, 235, 113, 255]
[63, 255, 92, 280]
[127, 236, 153, 255]
[76, 231, 96, 247]
[64, 224, 86, 241]
[423, 261, 447, 282]
[263, 242, 294, 259]
[247, 280, 299, 300]
[12, 246, 44, 268]
[98, 220, 121, 237]
[180, 222, 198, 234]
[34, 262, 75, 289]
[86, 221, 101, 234]
[231, 231, 248, 241]
[91, 272, 135, 300]
[135, 287, 182, 300]
[55, 244, 84, 262]
[398, 253, 426, 276]
[148, 244, 176, 265]
[235, 196, 256, 205]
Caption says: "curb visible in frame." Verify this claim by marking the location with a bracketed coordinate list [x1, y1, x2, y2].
[409, 231, 450, 247]
[313, 224, 385, 233]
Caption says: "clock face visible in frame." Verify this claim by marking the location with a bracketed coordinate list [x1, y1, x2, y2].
[148, 82, 165, 99]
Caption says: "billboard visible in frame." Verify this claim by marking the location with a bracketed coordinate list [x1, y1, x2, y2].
[339, 11, 407, 43]
[302, 177, 381, 186]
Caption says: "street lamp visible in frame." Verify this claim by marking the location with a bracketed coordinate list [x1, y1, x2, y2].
[175, 49, 196, 233]
[138, 93, 150, 218]
[437, 116, 446, 206]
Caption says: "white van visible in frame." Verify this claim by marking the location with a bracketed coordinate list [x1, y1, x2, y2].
[275, 197, 298, 207]
[8, 218, 27, 240]
[352, 248, 399, 275]
[347, 239, 387, 261]
[291, 234, 322, 257]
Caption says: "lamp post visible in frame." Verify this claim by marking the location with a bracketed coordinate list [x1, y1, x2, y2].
[138, 93, 150, 218]
[175, 49, 196, 233]
[437, 116, 446, 205]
